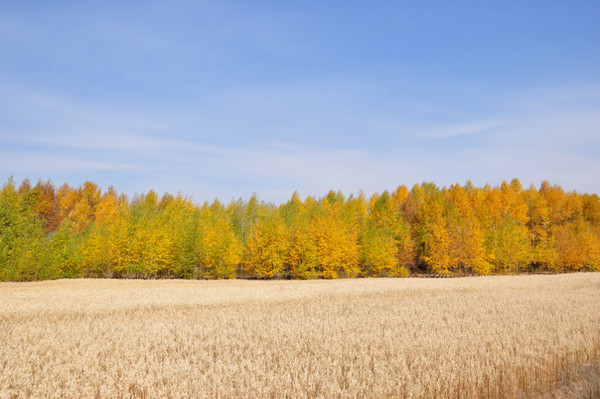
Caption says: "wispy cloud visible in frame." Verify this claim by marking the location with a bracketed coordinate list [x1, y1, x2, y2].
[1, 77, 599, 202]
[426, 120, 504, 139]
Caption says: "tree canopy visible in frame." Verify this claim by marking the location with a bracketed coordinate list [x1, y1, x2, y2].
[1, 178, 599, 281]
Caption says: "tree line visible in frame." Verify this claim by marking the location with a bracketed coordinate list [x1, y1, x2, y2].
[1, 178, 599, 281]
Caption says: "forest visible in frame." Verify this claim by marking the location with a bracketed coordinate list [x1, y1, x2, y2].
[1, 178, 599, 281]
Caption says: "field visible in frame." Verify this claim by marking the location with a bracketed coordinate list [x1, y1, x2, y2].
[1, 275, 599, 398]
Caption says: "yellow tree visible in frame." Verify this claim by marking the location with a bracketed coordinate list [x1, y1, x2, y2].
[361, 192, 394, 276]
[162, 195, 200, 278]
[582, 193, 600, 228]
[361, 191, 412, 276]
[445, 184, 492, 275]
[244, 212, 289, 278]
[523, 185, 557, 270]
[415, 183, 453, 274]
[81, 189, 132, 277]
[396, 232, 417, 273]
[306, 196, 359, 279]
[133, 221, 172, 278]
[68, 199, 93, 233]
[227, 193, 266, 246]
[56, 184, 80, 225]
[106, 202, 135, 277]
[485, 180, 531, 273]
[32, 179, 59, 232]
[422, 215, 452, 274]
[195, 200, 242, 279]
[95, 186, 120, 226]
[391, 185, 409, 211]
[341, 192, 368, 241]
[392, 185, 417, 272]
[540, 181, 580, 227]
[360, 224, 398, 276]
[81, 222, 106, 277]
[126, 191, 173, 278]
[280, 193, 320, 279]
[554, 219, 600, 271]
[57, 182, 101, 233]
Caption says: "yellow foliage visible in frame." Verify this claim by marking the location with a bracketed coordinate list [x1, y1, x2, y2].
[196, 202, 241, 279]
[555, 220, 600, 271]
[244, 215, 288, 278]
[3, 178, 600, 281]
[309, 203, 359, 279]
[360, 227, 398, 276]
[422, 216, 452, 275]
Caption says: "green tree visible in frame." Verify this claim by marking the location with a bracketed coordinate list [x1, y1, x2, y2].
[360, 191, 412, 276]
[0, 179, 47, 280]
[162, 195, 200, 278]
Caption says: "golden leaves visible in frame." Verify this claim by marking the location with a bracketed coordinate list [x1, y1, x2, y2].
[2, 178, 600, 280]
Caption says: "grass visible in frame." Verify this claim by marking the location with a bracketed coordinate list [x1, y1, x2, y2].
[1, 274, 599, 398]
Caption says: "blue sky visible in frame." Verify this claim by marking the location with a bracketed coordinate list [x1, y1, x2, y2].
[1, 1, 599, 203]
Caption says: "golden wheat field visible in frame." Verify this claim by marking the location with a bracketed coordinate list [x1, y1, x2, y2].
[1, 275, 599, 399]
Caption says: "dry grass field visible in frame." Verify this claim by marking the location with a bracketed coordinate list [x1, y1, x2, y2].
[1, 274, 599, 399]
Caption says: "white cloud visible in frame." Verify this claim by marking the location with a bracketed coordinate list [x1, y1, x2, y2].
[1, 80, 599, 203]
[427, 119, 504, 139]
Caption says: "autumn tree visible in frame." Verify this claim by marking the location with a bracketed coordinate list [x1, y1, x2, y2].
[413, 183, 453, 274]
[32, 179, 60, 232]
[280, 193, 320, 279]
[162, 195, 200, 278]
[555, 219, 600, 271]
[308, 195, 359, 279]
[444, 184, 492, 274]
[195, 200, 242, 279]
[0, 179, 47, 280]
[361, 191, 412, 276]
[48, 223, 83, 278]
[2, 177, 599, 281]
[483, 180, 532, 273]
[227, 194, 267, 246]
[127, 190, 173, 277]
[244, 211, 289, 278]
[523, 185, 557, 270]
